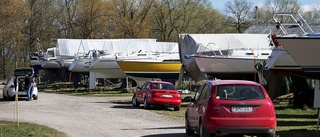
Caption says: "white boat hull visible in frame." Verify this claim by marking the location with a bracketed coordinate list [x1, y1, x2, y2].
[69, 58, 91, 73]
[265, 47, 300, 70]
[195, 56, 266, 74]
[41, 60, 59, 68]
[89, 69, 126, 79]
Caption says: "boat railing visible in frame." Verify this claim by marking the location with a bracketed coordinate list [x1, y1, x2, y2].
[199, 43, 223, 56]
[273, 13, 314, 35]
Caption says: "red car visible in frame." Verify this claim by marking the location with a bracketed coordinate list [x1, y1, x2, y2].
[185, 80, 276, 137]
[132, 81, 182, 111]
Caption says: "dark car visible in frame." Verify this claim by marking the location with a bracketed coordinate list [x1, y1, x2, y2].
[132, 81, 182, 111]
[185, 80, 276, 137]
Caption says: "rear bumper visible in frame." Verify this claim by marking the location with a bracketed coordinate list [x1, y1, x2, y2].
[148, 98, 182, 107]
[7, 88, 38, 98]
[212, 127, 276, 136]
[204, 117, 276, 135]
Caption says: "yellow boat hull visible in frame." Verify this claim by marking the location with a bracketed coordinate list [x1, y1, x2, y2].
[117, 61, 182, 78]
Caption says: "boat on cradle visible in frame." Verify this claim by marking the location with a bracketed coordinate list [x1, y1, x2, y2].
[40, 47, 60, 69]
[69, 50, 99, 73]
[87, 41, 179, 80]
[88, 51, 158, 79]
[29, 52, 42, 66]
[67, 39, 124, 73]
[273, 13, 320, 79]
[116, 52, 181, 84]
[179, 33, 272, 82]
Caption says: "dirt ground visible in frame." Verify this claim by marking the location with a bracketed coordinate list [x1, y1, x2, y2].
[0, 89, 186, 137]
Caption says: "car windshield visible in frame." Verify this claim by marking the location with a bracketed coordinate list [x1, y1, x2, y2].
[153, 83, 176, 90]
[216, 85, 265, 100]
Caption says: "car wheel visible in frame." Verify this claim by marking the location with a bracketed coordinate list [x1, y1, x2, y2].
[200, 121, 210, 137]
[174, 105, 181, 111]
[185, 113, 194, 136]
[132, 95, 140, 107]
[33, 95, 38, 100]
[143, 98, 150, 109]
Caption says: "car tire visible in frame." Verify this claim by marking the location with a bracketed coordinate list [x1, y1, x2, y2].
[132, 95, 140, 107]
[143, 98, 150, 109]
[185, 113, 194, 136]
[174, 105, 181, 111]
[200, 121, 210, 137]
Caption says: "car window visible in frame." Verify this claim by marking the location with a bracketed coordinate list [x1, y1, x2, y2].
[161, 84, 175, 90]
[194, 85, 204, 101]
[216, 85, 265, 100]
[14, 68, 34, 76]
[199, 84, 210, 101]
[141, 82, 150, 90]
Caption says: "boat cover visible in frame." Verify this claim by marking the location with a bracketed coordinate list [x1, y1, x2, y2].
[56, 39, 178, 60]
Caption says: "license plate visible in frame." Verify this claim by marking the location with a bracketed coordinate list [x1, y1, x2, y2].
[161, 94, 173, 98]
[231, 106, 253, 112]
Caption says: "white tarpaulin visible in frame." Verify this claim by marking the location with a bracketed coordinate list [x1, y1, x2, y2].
[56, 39, 178, 61]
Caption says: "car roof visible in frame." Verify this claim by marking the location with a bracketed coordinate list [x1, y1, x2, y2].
[209, 80, 260, 86]
[148, 81, 173, 84]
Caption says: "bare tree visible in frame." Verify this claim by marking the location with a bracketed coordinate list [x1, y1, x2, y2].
[224, 0, 253, 33]
[107, 0, 154, 38]
[56, 0, 110, 39]
[257, 0, 300, 25]
[151, 0, 222, 42]
[301, 9, 320, 24]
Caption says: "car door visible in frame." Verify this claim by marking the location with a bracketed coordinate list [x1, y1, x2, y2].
[136, 82, 150, 102]
[187, 84, 209, 128]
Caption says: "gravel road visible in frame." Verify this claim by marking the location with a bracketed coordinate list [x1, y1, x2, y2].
[0, 90, 187, 137]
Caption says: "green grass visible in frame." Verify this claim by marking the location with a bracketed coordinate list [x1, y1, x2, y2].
[0, 121, 66, 137]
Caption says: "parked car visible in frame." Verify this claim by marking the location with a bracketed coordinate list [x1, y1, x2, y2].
[2, 67, 38, 101]
[185, 80, 276, 137]
[132, 81, 182, 111]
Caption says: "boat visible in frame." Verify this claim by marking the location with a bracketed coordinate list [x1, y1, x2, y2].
[117, 58, 181, 79]
[273, 13, 320, 79]
[87, 41, 179, 79]
[264, 47, 299, 70]
[29, 52, 42, 66]
[68, 50, 97, 73]
[40, 47, 60, 69]
[116, 51, 181, 82]
[179, 33, 272, 82]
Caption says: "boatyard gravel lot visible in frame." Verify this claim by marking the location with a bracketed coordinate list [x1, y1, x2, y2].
[0, 91, 186, 137]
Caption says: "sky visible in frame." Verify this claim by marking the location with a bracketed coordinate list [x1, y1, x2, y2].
[209, 0, 320, 12]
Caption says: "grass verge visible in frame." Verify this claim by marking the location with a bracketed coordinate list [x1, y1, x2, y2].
[0, 121, 66, 137]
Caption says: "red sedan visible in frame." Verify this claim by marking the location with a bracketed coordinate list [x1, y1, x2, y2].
[185, 80, 277, 137]
[132, 81, 182, 111]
